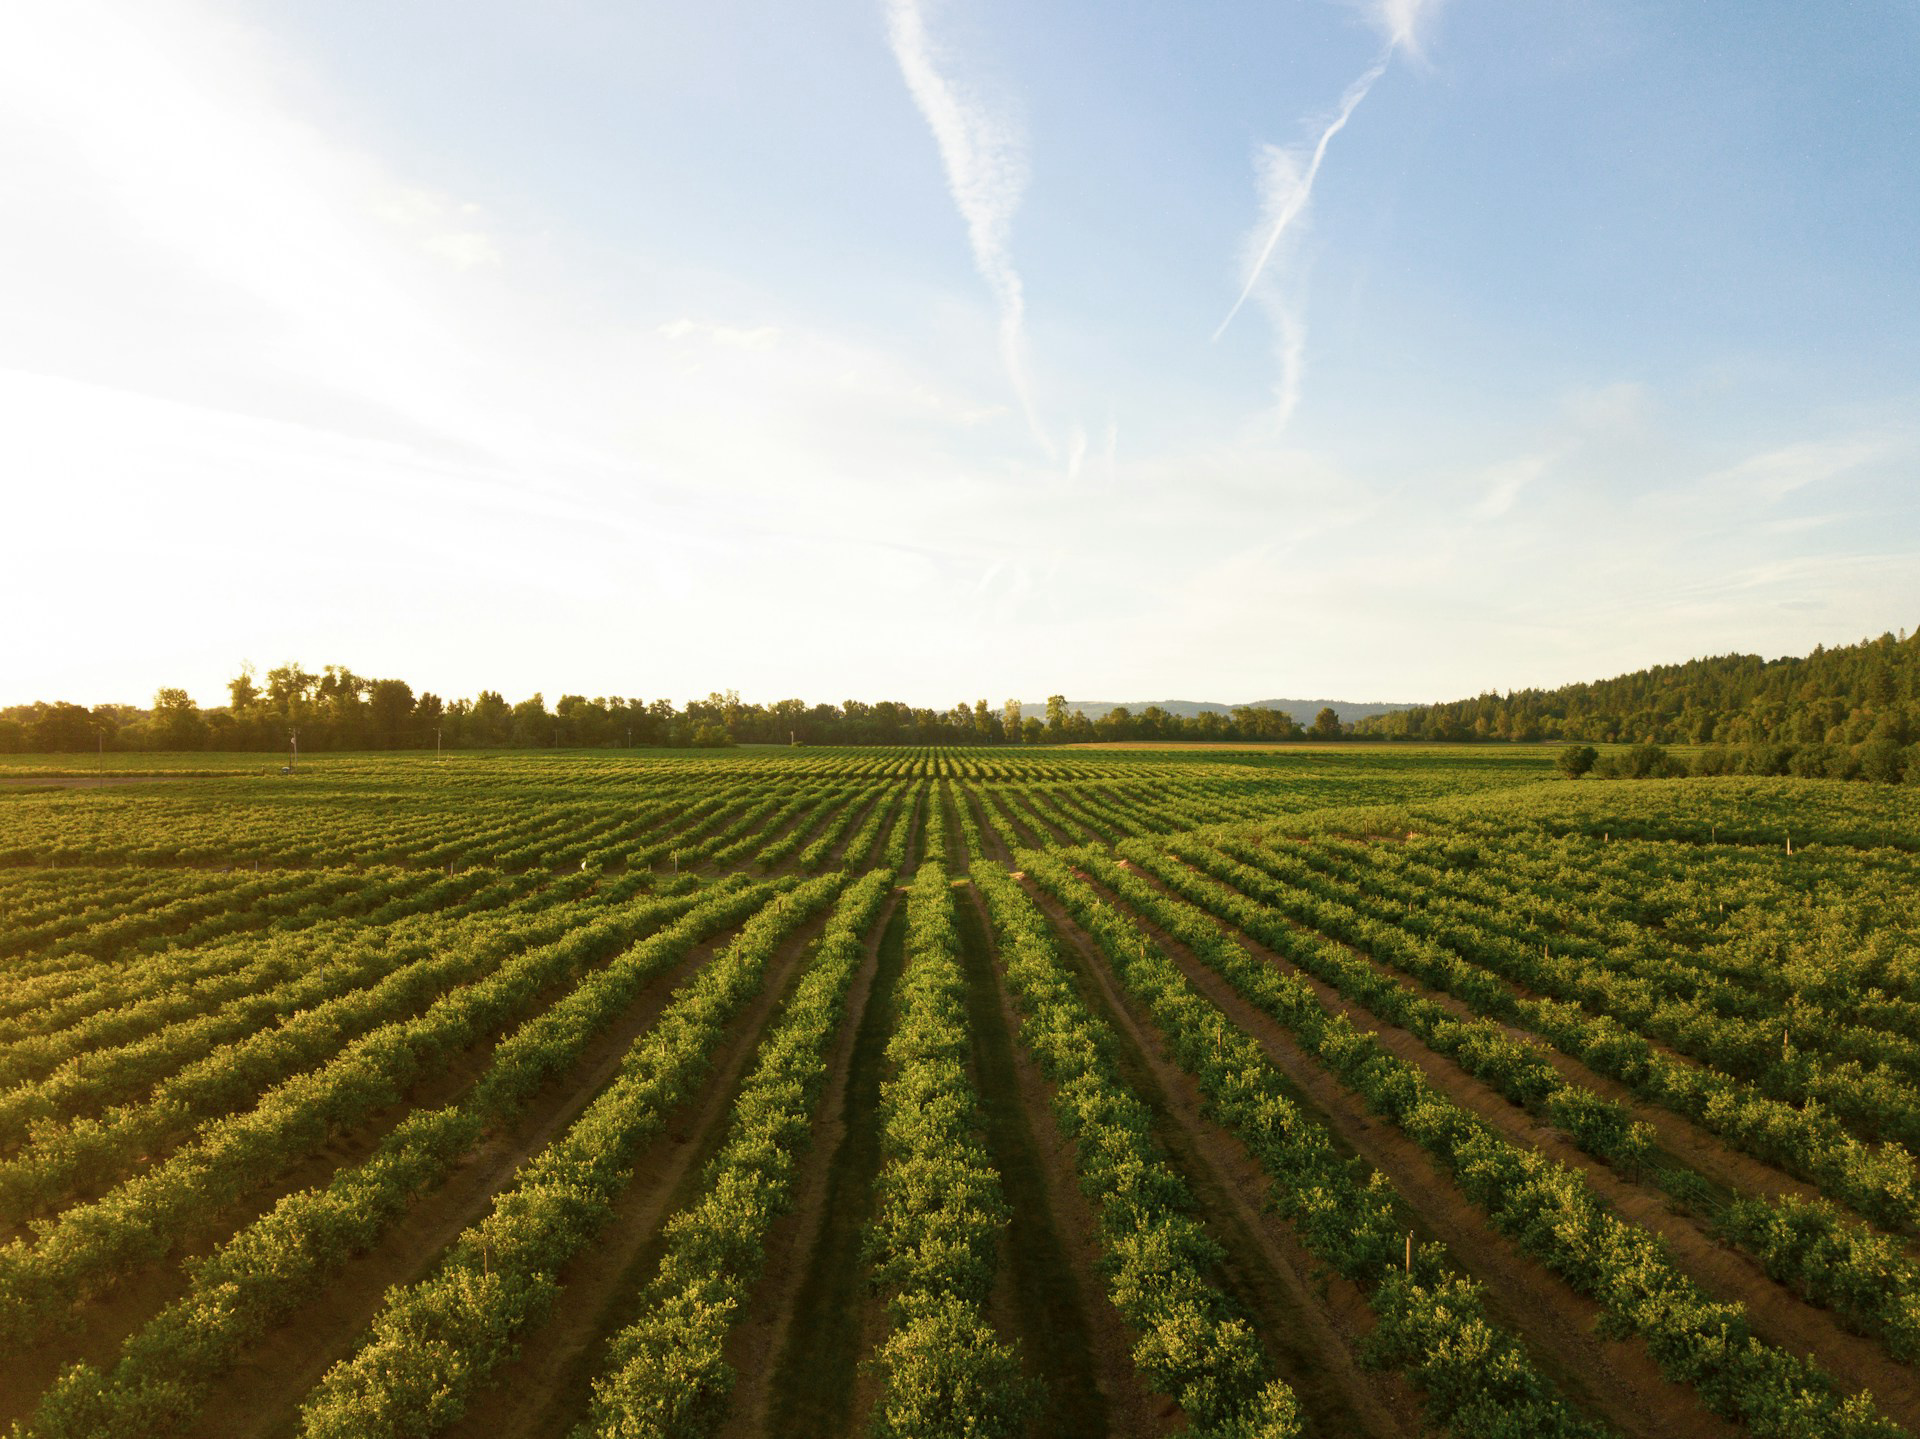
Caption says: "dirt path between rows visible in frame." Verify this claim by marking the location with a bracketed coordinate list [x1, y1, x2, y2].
[824, 789, 890, 871]
[952, 885, 1120, 1439]
[959, 882, 1169, 1439]
[1237, 847, 1920, 1248]
[1043, 870, 1736, 1439]
[1018, 879, 1420, 1439]
[741, 903, 910, 1439]
[964, 788, 1015, 866]
[720, 892, 899, 1438]
[1113, 861, 1920, 1427]
[983, 790, 1048, 852]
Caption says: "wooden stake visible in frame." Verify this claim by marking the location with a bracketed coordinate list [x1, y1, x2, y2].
[1405, 1232, 1413, 1274]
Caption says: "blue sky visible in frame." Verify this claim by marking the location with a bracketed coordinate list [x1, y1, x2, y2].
[3, 0, 1916, 710]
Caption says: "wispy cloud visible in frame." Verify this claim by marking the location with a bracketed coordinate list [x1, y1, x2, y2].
[1214, 60, 1388, 343]
[883, 0, 1052, 458]
[1217, 0, 1447, 430]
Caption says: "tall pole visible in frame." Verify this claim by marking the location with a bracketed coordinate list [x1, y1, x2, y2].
[289, 727, 298, 774]
[436, 725, 442, 761]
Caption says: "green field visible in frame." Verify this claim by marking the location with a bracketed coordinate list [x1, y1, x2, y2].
[2, 746, 1918, 1439]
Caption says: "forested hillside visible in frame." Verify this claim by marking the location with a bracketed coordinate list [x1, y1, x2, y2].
[1356, 630, 1920, 750]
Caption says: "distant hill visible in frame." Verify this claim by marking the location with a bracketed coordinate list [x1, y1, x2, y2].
[1349, 628, 1919, 746]
[1027, 698, 1413, 726]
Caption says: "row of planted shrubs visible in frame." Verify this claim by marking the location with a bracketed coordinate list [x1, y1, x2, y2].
[1180, 833, 1920, 1232]
[17, 877, 789, 1437]
[575, 868, 895, 1436]
[1051, 851, 1904, 1439]
[293, 873, 848, 1438]
[970, 861, 1302, 1437]
[1125, 839, 1920, 1366]
[863, 862, 1033, 1439]
[0, 877, 745, 1356]
[1017, 851, 1609, 1439]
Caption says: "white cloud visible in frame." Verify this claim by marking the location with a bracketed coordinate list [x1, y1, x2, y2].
[1217, 1, 1449, 433]
[1361, 0, 1448, 61]
[883, 0, 1052, 459]
[1699, 437, 1887, 503]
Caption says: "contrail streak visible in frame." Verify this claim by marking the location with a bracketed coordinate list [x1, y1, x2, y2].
[885, 0, 1053, 459]
[1213, 56, 1386, 342]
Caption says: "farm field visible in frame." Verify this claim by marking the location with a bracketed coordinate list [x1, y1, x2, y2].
[2, 745, 1919, 1439]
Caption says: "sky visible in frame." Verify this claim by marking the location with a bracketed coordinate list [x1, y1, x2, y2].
[3, 0, 1917, 711]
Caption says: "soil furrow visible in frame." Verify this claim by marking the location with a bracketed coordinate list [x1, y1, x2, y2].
[1111, 861, 1920, 1426]
[720, 891, 899, 1438]
[753, 901, 909, 1439]
[952, 884, 1112, 1438]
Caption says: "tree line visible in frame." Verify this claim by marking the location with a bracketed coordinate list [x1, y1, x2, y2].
[1353, 628, 1919, 746]
[0, 664, 1323, 753]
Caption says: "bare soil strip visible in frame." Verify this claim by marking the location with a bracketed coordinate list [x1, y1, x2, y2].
[752, 902, 910, 1439]
[960, 882, 1171, 1439]
[1062, 873, 1738, 1439]
[951, 887, 1111, 1438]
[431, 904, 843, 1439]
[721, 892, 900, 1438]
[941, 781, 970, 865]
[1131, 863, 1920, 1425]
[1018, 880, 1420, 1439]
[171, 917, 773, 1439]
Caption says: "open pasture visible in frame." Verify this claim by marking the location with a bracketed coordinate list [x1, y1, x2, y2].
[1, 745, 1918, 1439]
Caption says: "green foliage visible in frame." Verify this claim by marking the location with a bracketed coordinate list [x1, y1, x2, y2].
[574, 870, 895, 1439]
[863, 863, 1037, 1439]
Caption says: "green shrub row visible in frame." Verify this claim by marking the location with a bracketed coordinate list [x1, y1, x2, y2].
[1183, 836, 1920, 1234]
[0, 889, 648, 1220]
[970, 862, 1300, 1438]
[864, 862, 1032, 1439]
[13, 878, 773, 1438]
[1128, 841, 1920, 1364]
[1069, 851, 1905, 1439]
[0, 880, 731, 1353]
[574, 868, 894, 1437]
[1254, 834, 1920, 1143]
[1018, 851, 1609, 1439]
[296, 872, 847, 1438]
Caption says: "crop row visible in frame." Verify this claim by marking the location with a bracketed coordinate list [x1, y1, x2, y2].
[1186, 835, 1920, 1234]
[1056, 849, 1906, 1438]
[863, 863, 1031, 1439]
[1110, 842, 1920, 1367]
[573, 867, 896, 1437]
[969, 862, 1302, 1436]
[295, 872, 848, 1437]
[0, 877, 760, 1352]
[17, 876, 789, 1437]
[1015, 851, 1608, 1438]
